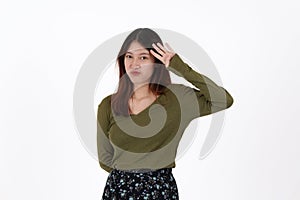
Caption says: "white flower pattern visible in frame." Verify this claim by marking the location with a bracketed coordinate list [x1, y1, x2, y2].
[101, 168, 179, 199]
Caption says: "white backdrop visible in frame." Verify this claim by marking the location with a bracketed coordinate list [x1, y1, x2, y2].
[1, 0, 299, 199]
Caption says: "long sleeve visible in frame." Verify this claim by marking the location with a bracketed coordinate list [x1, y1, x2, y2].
[167, 54, 234, 120]
[97, 95, 114, 173]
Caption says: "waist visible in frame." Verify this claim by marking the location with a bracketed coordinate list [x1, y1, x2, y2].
[114, 167, 172, 174]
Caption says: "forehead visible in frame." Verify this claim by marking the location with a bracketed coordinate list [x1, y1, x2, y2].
[126, 41, 149, 54]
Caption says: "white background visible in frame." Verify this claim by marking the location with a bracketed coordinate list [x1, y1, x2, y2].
[1, 0, 300, 199]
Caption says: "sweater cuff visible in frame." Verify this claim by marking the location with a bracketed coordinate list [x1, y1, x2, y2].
[167, 53, 188, 77]
[100, 162, 113, 173]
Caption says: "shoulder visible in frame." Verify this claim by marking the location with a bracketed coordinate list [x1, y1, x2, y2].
[98, 94, 113, 108]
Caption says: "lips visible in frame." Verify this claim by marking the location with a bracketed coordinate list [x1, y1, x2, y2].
[131, 71, 141, 76]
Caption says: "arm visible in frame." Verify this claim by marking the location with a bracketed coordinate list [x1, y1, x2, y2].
[150, 42, 233, 120]
[97, 95, 114, 173]
[167, 54, 234, 119]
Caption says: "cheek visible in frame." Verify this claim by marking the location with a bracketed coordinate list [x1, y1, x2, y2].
[144, 65, 155, 75]
[124, 61, 130, 71]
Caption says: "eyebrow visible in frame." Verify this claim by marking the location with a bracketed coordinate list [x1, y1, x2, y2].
[125, 51, 150, 55]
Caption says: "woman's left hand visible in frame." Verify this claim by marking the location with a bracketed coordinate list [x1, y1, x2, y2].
[150, 42, 175, 68]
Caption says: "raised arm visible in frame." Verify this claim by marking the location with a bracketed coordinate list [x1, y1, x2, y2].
[150, 42, 233, 120]
[167, 54, 234, 120]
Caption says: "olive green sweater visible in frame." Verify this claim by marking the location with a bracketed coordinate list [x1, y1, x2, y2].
[97, 54, 234, 173]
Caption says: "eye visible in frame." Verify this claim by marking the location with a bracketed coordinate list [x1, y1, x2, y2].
[125, 54, 132, 58]
[140, 56, 148, 60]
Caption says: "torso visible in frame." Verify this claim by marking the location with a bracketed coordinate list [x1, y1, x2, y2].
[128, 94, 160, 115]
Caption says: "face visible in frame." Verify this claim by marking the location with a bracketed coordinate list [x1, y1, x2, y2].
[124, 40, 155, 87]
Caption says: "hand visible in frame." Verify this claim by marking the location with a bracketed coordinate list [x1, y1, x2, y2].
[150, 42, 175, 67]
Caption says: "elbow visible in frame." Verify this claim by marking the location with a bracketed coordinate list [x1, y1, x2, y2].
[226, 92, 234, 108]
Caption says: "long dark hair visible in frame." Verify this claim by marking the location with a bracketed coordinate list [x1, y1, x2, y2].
[111, 28, 172, 116]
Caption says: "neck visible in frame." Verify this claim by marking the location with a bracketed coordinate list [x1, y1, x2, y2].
[132, 84, 153, 100]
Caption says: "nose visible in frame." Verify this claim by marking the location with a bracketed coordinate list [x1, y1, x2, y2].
[131, 58, 141, 69]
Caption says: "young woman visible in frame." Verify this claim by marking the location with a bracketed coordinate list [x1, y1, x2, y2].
[97, 28, 234, 199]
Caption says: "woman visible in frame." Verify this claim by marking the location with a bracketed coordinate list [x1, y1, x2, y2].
[97, 28, 234, 199]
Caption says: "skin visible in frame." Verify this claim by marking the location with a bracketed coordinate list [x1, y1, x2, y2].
[124, 40, 175, 114]
[124, 40, 156, 91]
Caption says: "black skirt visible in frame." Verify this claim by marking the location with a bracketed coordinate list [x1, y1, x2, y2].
[101, 168, 179, 199]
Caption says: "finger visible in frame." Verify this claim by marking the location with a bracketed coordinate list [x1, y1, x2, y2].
[165, 42, 175, 52]
[150, 49, 163, 60]
[152, 43, 165, 56]
[157, 42, 168, 53]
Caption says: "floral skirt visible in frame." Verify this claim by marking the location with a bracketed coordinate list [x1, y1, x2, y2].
[101, 168, 179, 199]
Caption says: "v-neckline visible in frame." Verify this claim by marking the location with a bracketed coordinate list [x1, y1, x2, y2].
[129, 95, 162, 116]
